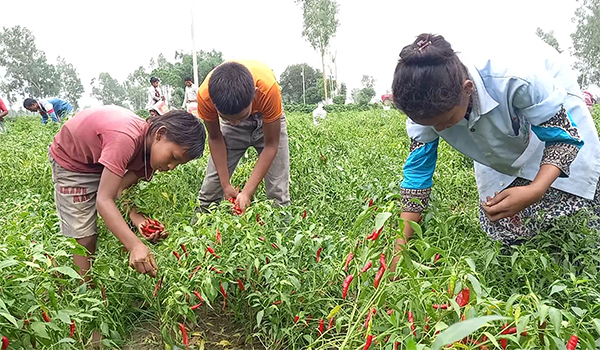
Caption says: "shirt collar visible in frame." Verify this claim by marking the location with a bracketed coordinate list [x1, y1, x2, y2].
[461, 57, 499, 124]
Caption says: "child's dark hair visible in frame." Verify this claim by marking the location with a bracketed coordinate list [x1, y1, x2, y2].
[23, 98, 36, 108]
[147, 110, 206, 160]
[392, 33, 469, 120]
[184, 76, 192, 82]
[208, 62, 255, 115]
[150, 77, 159, 84]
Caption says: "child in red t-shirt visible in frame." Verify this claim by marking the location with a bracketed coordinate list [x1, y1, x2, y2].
[49, 106, 206, 279]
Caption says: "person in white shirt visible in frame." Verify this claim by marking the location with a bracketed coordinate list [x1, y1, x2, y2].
[181, 77, 198, 110]
[147, 77, 165, 109]
[390, 33, 600, 262]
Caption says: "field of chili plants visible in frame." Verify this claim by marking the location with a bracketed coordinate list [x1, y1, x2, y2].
[0, 108, 600, 350]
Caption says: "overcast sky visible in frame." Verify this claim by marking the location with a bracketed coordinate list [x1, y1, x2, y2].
[1, 0, 582, 108]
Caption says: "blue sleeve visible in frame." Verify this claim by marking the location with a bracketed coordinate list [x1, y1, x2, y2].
[530, 107, 584, 149]
[401, 138, 439, 190]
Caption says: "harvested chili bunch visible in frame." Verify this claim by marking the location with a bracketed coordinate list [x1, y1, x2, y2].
[140, 218, 169, 240]
[228, 197, 243, 215]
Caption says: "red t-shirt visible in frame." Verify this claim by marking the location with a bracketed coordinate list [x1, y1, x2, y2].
[0, 98, 7, 113]
[50, 106, 154, 180]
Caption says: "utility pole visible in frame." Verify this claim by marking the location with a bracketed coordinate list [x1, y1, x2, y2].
[301, 65, 306, 104]
[190, 0, 199, 86]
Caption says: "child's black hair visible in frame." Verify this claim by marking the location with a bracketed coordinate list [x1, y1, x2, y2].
[392, 33, 469, 121]
[208, 62, 255, 115]
[184, 77, 192, 82]
[23, 98, 37, 108]
[147, 110, 206, 160]
[150, 77, 159, 84]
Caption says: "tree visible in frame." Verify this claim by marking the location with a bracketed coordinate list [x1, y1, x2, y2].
[535, 28, 562, 53]
[279, 63, 319, 104]
[297, 0, 339, 102]
[352, 75, 376, 105]
[56, 57, 84, 109]
[0, 26, 60, 103]
[571, 0, 600, 87]
[124, 66, 150, 110]
[91, 72, 126, 106]
[333, 82, 346, 104]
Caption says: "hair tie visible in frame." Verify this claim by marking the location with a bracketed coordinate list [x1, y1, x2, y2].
[416, 40, 432, 52]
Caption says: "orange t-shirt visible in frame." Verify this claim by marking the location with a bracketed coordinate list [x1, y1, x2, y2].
[197, 60, 283, 124]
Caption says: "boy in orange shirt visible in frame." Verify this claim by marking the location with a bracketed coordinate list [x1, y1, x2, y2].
[196, 60, 290, 213]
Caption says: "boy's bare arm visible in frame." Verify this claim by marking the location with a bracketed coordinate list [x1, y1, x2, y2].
[243, 119, 280, 196]
[205, 120, 237, 198]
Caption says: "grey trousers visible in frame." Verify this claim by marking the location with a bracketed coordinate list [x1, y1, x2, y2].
[198, 113, 291, 209]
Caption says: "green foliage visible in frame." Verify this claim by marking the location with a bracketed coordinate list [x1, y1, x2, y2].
[296, 0, 340, 101]
[0, 110, 599, 349]
[571, 0, 600, 87]
[535, 28, 562, 53]
[0, 26, 84, 107]
[351, 75, 377, 105]
[332, 83, 347, 105]
[279, 63, 321, 104]
[91, 72, 127, 107]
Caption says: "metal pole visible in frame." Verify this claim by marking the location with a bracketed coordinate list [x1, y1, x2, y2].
[302, 65, 306, 105]
[191, 0, 199, 86]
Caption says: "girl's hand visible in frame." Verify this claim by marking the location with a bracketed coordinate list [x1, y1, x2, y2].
[129, 243, 158, 277]
[481, 185, 544, 221]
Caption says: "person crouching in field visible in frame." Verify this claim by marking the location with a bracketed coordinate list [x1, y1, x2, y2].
[196, 60, 290, 214]
[24, 97, 73, 124]
[390, 34, 600, 269]
[48, 106, 206, 279]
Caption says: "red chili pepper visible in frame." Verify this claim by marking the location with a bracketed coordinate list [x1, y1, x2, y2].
[318, 319, 324, 336]
[302, 210, 307, 219]
[237, 278, 245, 291]
[343, 252, 354, 271]
[1, 336, 8, 350]
[215, 229, 222, 244]
[360, 261, 373, 274]
[258, 236, 265, 241]
[178, 322, 189, 348]
[455, 287, 470, 307]
[433, 253, 441, 263]
[189, 265, 202, 279]
[367, 226, 384, 241]
[41, 310, 50, 322]
[209, 266, 224, 274]
[379, 253, 387, 269]
[368, 198, 374, 207]
[272, 300, 282, 305]
[342, 274, 353, 300]
[220, 283, 227, 299]
[294, 315, 299, 323]
[374, 266, 385, 288]
[193, 291, 204, 302]
[364, 334, 374, 350]
[408, 311, 416, 336]
[387, 309, 394, 316]
[153, 277, 163, 298]
[206, 246, 221, 259]
[424, 316, 430, 331]
[364, 308, 376, 329]
[394, 341, 400, 350]
[328, 316, 335, 330]
[180, 244, 188, 257]
[500, 339, 507, 349]
[190, 303, 202, 310]
[173, 251, 181, 260]
[271, 243, 279, 250]
[316, 247, 322, 262]
[69, 320, 75, 338]
[432, 304, 449, 309]
[461, 314, 466, 321]
[567, 334, 578, 350]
